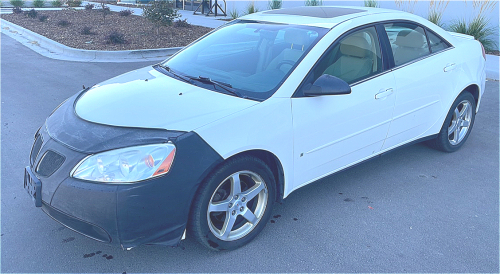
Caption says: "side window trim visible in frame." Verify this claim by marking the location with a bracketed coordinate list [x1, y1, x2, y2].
[380, 20, 454, 70]
[375, 23, 395, 69]
[292, 23, 389, 98]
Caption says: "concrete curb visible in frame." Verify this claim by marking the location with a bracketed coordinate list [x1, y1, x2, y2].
[485, 54, 499, 81]
[1, 18, 183, 62]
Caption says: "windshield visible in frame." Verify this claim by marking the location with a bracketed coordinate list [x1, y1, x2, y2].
[160, 21, 328, 101]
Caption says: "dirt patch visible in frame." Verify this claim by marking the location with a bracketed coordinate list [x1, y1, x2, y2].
[1, 9, 212, 51]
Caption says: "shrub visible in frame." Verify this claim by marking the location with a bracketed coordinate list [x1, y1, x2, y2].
[12, 7, 23, 14]
[38, 14, 49, 22]
[25, 9, 38, 18]
[57, 19, 70, 27]
[84, 3, 94, 10]
[33, 0, 45, 8]
[245, 1, 259, 15]
[449, 17, 497, 52]
[142, 0, 181, 34]
[267, 0, 282, 10]
[66, 0, 82, 7]
[10, 0, 24, 8]
[81, 26, 95, 35]
[119, 9, 133, 16]
[99, 3, 111, 24]
[427, 0, 449, 28]
[304, 0, 322, 6]
[105, 31, 126, 44]
[229, 7, 238, 19]
[364, 0, 379, 8]
[173, 18, 191, 28]
[449, 0, 498, 52]
[51, 0, 62, 7]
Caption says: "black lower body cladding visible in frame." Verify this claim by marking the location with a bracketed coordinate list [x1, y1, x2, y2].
[29, 90, 224, 248]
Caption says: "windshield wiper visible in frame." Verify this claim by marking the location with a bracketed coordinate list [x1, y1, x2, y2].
[156, 64, 192, 84]
[190, 76, 244, 98]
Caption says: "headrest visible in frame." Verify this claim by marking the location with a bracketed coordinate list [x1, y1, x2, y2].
[340, 35, 370, 58]
[284, 29, 309, 47]
[395, 29, 426, 48]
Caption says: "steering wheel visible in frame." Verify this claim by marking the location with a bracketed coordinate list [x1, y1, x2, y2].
[276, 60, 295, 70]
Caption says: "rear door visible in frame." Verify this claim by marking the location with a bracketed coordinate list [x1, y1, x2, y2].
[381, 22, 456, 150]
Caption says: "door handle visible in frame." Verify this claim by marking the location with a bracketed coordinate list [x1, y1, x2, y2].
[375, 88, 393, 100]
[444, 63, 456, 72]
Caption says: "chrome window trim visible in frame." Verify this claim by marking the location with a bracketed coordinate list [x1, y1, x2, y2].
[388, 46, 455, 73]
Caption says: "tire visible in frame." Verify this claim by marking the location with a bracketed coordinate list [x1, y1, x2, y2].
[428, 92, 476, 152]
[188, 155, 276, 251]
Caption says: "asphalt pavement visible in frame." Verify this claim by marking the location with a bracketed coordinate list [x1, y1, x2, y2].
[1, 33, 499, 273]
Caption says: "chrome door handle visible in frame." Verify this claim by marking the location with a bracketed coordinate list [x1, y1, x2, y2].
[444, 63, 456, 72]
[375, 88, 393, 100]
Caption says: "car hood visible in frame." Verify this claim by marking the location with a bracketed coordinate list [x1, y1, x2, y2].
[75, 66, 259, 131]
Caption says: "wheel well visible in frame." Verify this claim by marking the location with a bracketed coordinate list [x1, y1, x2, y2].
[226, 150, 285, 203]
[463, 84, 479, 106]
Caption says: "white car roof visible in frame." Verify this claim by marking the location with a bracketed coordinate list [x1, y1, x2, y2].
[239, 6, 407, 28]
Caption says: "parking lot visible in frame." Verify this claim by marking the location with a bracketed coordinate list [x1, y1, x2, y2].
[1, 33, 498, 272]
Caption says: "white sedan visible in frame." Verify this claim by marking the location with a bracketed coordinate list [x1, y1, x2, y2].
[24, 6, 485, 251]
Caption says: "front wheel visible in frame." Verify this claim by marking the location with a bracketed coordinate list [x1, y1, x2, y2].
[188, 156, 276, 250]
[428, 92, 476, 152]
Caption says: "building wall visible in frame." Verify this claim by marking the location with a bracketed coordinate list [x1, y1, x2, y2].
[188, 0, 500, 50]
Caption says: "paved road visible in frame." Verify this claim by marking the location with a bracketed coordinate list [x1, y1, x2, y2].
[1, 33, 498, 273]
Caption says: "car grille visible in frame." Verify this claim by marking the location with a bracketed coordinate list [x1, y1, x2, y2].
[36, 150, 65, 177]
[30, 134, 43, 166]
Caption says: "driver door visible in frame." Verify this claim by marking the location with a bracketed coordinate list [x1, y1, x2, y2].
[291, 26, 396, 188]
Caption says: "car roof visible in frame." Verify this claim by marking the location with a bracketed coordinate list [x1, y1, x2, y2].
[239, 6, 406, 28]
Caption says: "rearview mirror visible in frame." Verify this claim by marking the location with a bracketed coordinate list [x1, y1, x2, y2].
[303, 74, 351, 96]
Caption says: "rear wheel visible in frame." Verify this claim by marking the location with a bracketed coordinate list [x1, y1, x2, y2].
[428, 92, 476, 152]
[188, 156, 275, 250]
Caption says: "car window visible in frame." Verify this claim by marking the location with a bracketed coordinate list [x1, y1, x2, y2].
[427, 30, 449, 53]
[299, 26, 383, 90]
[384, 23, 430, 66]
[162, 22, 328, 101]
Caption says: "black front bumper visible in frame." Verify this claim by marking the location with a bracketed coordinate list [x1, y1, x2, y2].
[27, 90, 223, 249]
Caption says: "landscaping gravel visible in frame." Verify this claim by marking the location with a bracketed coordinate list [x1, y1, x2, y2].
[1, 9, 212, 51]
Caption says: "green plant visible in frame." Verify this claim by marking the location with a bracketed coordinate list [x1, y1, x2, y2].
[57, 19, 70, 27]
[119, 9, 133, 16]
[33, 0, 45, 8]
[427, 0, 449, 27]
[12, 7, 23, 13]
[51, 0, 62, 7]
[142, 0, 181, 34]
[38, 14, 49, 22]
[229, 7, 238, 19]
[25, 8, 38, 18]
[450, 16, 497, 51]
[449, 0, 498, 51]
[10, 0, 24, 8]
[66, 0, 82, 7]
[84, 3, 94, 10]
[245, 1, 259, 15]
[305, 0, 322, 6]
[267, 0, 282, 10]
[364, 0, 379, 8]
[105, 31, 127, 44]
[81, 26, 95, 35]
[173, 18, 191, 28]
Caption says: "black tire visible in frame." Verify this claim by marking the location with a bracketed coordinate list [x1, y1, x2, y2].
[428, 92, 476, 152]
[188, 155, 276, 251]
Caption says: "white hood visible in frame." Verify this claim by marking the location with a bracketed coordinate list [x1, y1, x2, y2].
[75, 67, 258, 131]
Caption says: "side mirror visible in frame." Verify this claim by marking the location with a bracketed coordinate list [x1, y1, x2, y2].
[303, 74, 351, 96]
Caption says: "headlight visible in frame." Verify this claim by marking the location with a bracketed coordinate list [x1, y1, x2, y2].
[71, 143, 176, 183]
